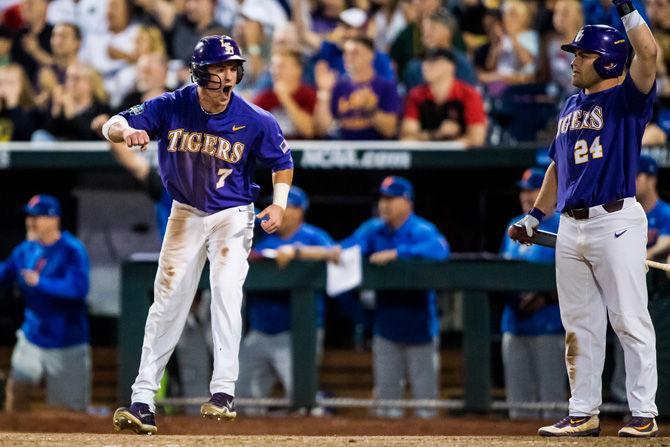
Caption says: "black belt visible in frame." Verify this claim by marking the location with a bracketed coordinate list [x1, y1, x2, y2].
[564, 199, 625, 220]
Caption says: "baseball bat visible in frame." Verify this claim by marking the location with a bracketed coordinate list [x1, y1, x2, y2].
[512, 224, 670, 273]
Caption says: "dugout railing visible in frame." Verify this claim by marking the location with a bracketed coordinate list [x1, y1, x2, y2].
[118, 257, 670, 415]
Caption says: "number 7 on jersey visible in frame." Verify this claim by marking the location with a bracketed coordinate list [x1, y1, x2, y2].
[216, 168, 232, 189]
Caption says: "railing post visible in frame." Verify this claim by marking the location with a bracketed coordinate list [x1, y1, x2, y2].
[118, 261, 154, 404]
[291, 288, 318, 409]
[462, 290, 491, 412]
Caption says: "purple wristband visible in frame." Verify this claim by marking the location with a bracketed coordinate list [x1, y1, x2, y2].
[529, 207, 545, 222]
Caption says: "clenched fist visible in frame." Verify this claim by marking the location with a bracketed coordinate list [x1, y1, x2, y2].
[122, 128, 150, 151]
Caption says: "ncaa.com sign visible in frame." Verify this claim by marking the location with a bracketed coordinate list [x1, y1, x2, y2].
[299, 149, 411, 170]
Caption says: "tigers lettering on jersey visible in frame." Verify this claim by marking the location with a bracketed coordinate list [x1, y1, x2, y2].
[166, 129, 246, 163]
[556, 106, 604, 135]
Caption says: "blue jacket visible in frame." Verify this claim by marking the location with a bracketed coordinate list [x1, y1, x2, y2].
[246, 223, 334, 335]
[341, 214, 449, 344]
[499, 213, 563, 336]
[0, 231, 90, 348]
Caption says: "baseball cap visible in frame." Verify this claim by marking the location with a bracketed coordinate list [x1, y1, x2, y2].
[423, 47, 456, 62]
[339, 8, 367, 28]
[24, 194, 61, 217]
[638, 154, 658, 176]
[379, 176, 414, 200]
[517, 168, 545, 190]
[287, 186, 310, 210]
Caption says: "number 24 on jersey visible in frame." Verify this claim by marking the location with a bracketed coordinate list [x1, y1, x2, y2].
[574, 136, 603, 164]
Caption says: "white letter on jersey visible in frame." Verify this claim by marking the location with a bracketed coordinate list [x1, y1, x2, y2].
[167, 129, 184, 152]
[589, 106, 604, 130]
[187, 132, 203, 153]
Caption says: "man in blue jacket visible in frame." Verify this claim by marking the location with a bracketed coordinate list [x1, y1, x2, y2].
[341, 176, 449, 418]
[0, 195, 90, 411]
[238, 186, 337, 412]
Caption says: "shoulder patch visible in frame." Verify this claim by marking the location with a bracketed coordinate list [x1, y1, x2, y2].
[280, 139, 289, 154]
[128, 104, 145, 116]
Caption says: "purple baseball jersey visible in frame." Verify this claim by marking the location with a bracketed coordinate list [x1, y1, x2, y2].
[330, 75, 401, 140]
[119, 85, 293, 213]
[548, 74, 656, 212]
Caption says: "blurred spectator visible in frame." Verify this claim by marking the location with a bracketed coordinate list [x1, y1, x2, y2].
[239, 186, 338, 414]
[455, 0, 488, 53]
[368, 0, 406, 52]
[79, 0, 139, 107]
[10, 0, 53, 83]
[253, 50, 316, 139]
[476, 1, 539, 95]
[539, 0, 583, 96]
[0, 63, 36, 140]
[637, 155, 670, 260]
[107, 25, 168, 109]
[643, 122, 669, 145]
[582, 0, 647, 33]
[34, 22, 80, 112]
[37, 62, 110, 141]
[314, 36, 400, 139]
[147, 0, 222, 63]
[403, 7, 477, 90]
[340, 176, 449, 418]
[314, 0, 351, 35]
[117, 52, 169, 113]
[0, 25, 12, 67]
[46, 0, 108, 71]
[499, 168, 565, 420]
[647, 0, 670, 138]
[1, 194, 91, 412]
[293, 0, 349, 51]
[304, 6, 397, 82]
[401, 48, 486, 146]
[389, 0, 442, 79]
[91, 50, 169, 136]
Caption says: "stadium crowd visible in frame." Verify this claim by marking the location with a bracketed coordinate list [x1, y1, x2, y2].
[0, 0, 669, 146]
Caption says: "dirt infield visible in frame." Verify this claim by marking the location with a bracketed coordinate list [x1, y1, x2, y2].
[0, 434, 669, 447]
[0, 410, 667, 445]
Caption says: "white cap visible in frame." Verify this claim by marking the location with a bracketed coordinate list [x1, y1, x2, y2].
[339, 8, 367, 28]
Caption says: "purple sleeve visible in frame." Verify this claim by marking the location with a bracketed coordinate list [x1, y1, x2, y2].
[547, 140, 556, 161]
[620, 73, 656, 117]
[118, 94, 169, 139]
[378, 80, 401, 114]
[253, 114, 294, 172]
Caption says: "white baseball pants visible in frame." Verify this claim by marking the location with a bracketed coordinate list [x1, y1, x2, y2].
[556, 198, 657, 417]
[131, 201, 254, 411]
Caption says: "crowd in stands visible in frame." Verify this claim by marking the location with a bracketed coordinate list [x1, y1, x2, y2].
[0, 0, 669, 145]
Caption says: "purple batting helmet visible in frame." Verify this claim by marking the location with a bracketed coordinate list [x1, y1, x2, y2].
[561, 25, 628, 79]
[190, 35, 246, 88]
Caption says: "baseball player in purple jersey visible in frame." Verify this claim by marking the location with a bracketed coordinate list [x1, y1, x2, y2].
[512, 0, 659, 438]
[101, 35, 293, 435]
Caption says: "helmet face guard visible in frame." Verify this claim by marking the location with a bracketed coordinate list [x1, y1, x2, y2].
[190, 35, 246, 88]
[561, 25, 628, 79]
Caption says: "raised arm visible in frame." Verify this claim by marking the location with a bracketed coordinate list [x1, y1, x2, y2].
[615, 0, 658, 93]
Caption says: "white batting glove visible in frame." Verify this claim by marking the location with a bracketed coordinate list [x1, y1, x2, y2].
[515, 208, 545, 237]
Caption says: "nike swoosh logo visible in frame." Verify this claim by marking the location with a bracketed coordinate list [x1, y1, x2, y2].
[569, 418, 588, 425]
[232, 125, 246, 131]
[614, 230, 628, 238]
[636, 422, 652, 430]
[138, 411, 151, 418]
